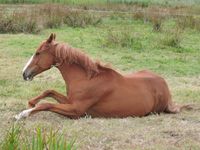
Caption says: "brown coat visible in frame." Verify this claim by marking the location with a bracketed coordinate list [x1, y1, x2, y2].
[17, 34, 184, 119]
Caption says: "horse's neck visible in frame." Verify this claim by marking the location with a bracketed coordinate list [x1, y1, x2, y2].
[57, 62, 88, 86]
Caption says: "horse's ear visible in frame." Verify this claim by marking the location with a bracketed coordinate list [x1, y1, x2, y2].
[47, 33, 55, 43]
[53, 33, 56, 40]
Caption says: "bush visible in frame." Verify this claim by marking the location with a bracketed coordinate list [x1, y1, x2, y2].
[160, 28, 182, 48]
[40, 4, 64, 28]
[0, 11, 39, 33]
[45, 16, 63, 28]
[64, 10, 102, 28]
[176, 15, 200, 31]
[41, 5, 102, 28]
[0, 4, 102, 33]
[133, 11, 145, 20]
[105, 29, 142, 50]
[131, 7, 164, 32]
[151, 16, 162, 32]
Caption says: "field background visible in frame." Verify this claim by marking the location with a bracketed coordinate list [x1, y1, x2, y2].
[0, 0, 200, 149]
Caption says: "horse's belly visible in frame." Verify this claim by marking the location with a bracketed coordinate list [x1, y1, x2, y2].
[87, 90, 154, 117]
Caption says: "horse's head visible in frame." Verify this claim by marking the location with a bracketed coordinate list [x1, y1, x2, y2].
[22, 33, 57, 81]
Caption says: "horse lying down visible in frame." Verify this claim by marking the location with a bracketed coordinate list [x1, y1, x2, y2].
[15, 33, 190, 120]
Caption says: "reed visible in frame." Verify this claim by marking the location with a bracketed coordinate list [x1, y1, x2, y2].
[0, 125, 75, 150]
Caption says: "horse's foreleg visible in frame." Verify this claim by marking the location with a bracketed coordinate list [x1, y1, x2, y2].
[28, 90, 68, 108]
[15, 103, 84, 120]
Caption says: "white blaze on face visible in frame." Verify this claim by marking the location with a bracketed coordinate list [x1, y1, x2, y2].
[23, 55, 34, 73]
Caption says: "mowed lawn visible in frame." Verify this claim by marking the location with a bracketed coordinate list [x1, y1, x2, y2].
[0, 17, 200, 149]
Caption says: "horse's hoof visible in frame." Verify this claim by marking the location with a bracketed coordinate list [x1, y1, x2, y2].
[14, 114, 23, 120]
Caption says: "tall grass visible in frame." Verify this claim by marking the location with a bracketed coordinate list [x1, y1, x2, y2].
[0, 10, 39, 33]
[0, 0, 108, 4]
[1, 125, 21, 150]
[63, 11, 102, 28]
[176, 15, 200, 31]
[0, 3, 199, 34]
[1, 0, 199, 6]
[105, 29, 142, 50]
[0, 125, 75, 150]
[159, 28, 183, 49]
[0, 4, 102, 33]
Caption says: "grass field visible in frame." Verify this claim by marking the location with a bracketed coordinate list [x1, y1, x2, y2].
[0, 1, 200, 150]
[0, 0, 200, 7]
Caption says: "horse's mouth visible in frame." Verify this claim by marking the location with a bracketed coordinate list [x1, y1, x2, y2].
[23, 72, 34, 81]
[25, 76, 34, 81]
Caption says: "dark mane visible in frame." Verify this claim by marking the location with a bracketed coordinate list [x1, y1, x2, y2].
[55, 43, 111, 77]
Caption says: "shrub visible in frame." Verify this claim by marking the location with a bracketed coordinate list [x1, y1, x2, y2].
[160, 28, 182, 48]
[105, 29, 142, 50]
[0, 11, 39, 33]
[36, 4, 102, 28]
[133, 11, 145, 20]
[40, 4, 64, 28]
[45, 16, 63, 28]
[0, 4, 102, 33]
[131, 7, 164, 31]
[151, 16, 162, 32]
[146, 6, 164, 32]
[176, 15, 200, 31]
[63, 10, 102, 28]
[108, 0, 149, 7]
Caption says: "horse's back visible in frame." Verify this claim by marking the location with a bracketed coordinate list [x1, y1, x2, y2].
[125, 70, 161, 78]
[88, 70, 171, 117]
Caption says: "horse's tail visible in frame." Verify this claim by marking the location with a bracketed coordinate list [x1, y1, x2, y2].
[165, 103, 193, 113]
[180, 104, 193, 111]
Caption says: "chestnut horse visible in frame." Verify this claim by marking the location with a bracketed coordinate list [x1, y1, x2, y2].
[15, 33, 186, 120]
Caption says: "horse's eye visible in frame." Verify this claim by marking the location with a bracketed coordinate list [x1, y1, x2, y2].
[35, 52, 40, 56]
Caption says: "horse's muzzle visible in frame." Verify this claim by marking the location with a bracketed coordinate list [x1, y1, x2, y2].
[23, 71, 34, 81]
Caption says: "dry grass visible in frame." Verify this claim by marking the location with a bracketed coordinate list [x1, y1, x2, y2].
[0, 10, 39, 33]
[0, 4, 199, 33]
[159, 28, 183, 48]
[0, 99, 200, 149]
[0, 4, 102, 33]
[0, 3, 200, 149]
[176, 15, 200, 31]
[104, 29, 142, 50]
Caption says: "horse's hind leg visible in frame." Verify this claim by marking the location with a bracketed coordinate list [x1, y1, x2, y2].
[15, 103, 83, 120]
[32, 103, 83, 118]
[165, 102, 193, 113]
[28, 90, 68, 108]
[165, 102, 180, 113]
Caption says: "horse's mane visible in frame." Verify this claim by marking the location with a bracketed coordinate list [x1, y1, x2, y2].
[54, 43, 111, 78]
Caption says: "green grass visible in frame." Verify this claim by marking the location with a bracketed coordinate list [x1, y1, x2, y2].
[0, 4, 200, 149]
[0, 0, 200, 6]
[0, 0, 108, 5]
[0, 125, 75, 150]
